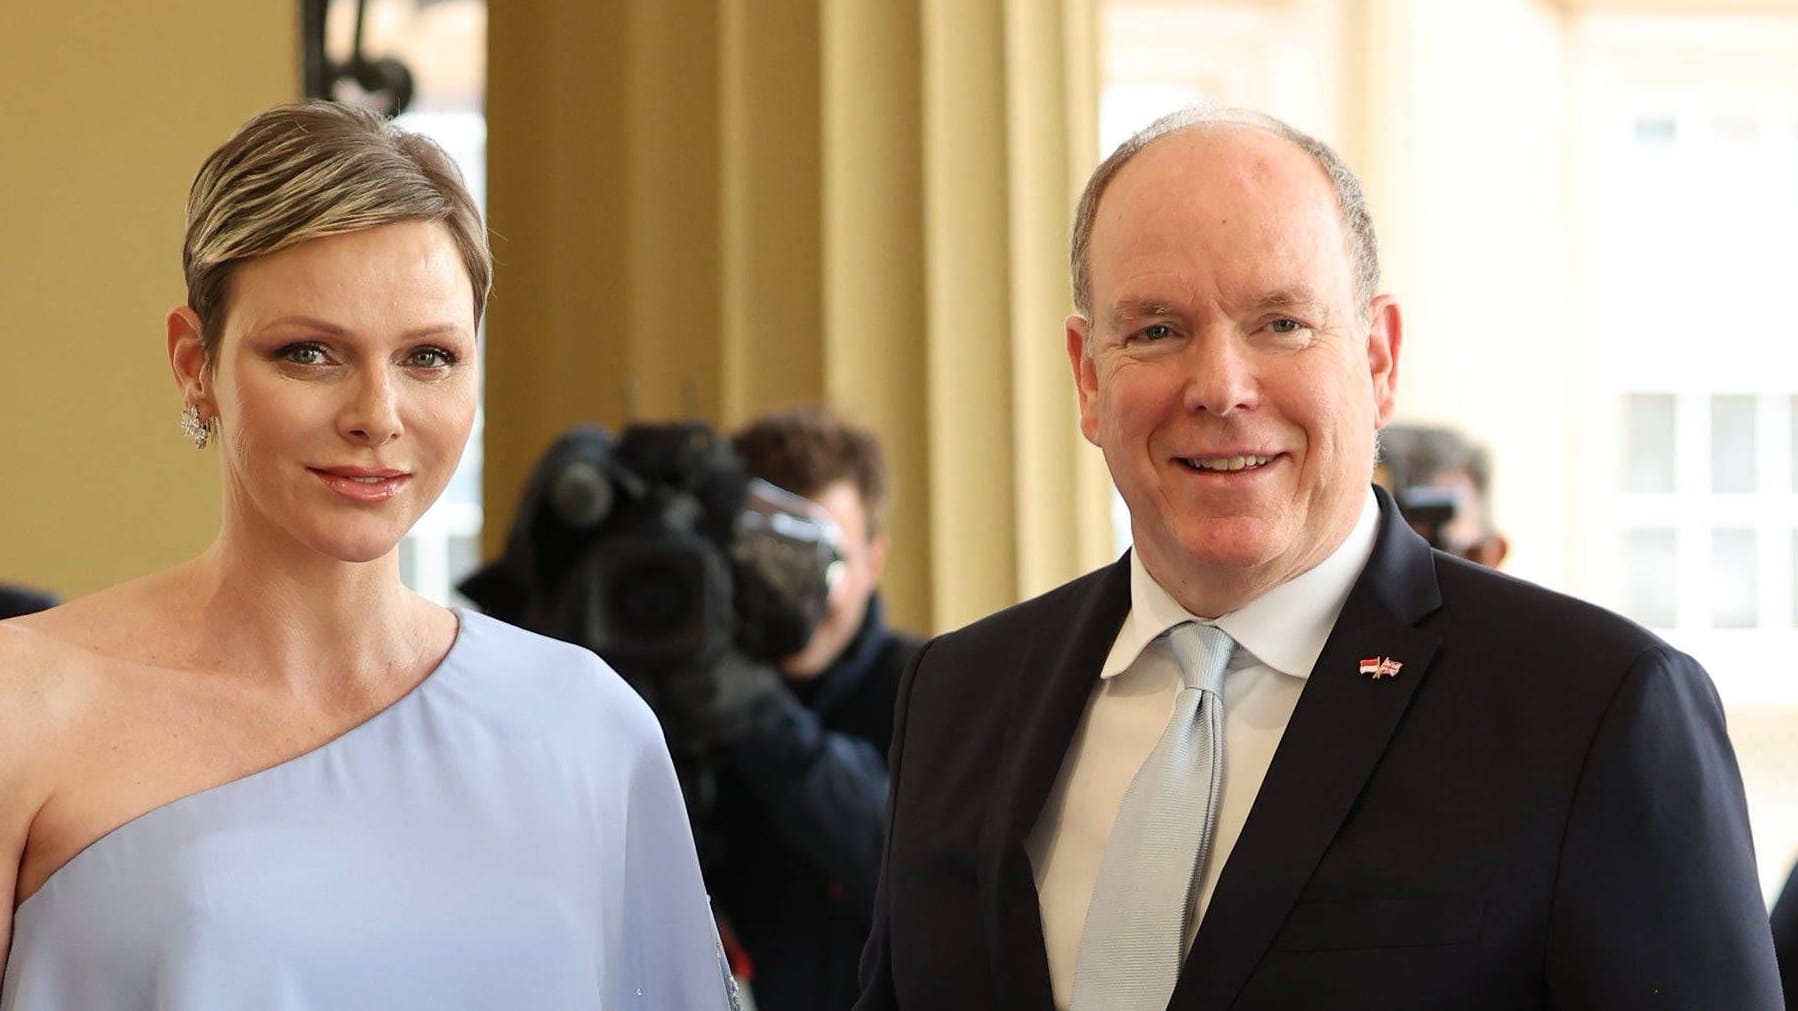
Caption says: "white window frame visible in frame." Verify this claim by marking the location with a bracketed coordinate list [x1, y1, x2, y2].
[1571, 12, 1798, 704]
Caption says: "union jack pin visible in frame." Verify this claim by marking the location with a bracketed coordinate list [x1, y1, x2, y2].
[1358, 656, 1403, 680]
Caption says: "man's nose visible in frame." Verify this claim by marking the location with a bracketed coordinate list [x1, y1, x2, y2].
[1180, 332, 1257, 417]
[340, 368, 404, 445]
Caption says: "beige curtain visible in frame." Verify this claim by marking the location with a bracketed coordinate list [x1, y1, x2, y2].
[486, 0, 1112, 634]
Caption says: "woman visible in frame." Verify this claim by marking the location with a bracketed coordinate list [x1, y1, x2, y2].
[0, 103, 737, 1010]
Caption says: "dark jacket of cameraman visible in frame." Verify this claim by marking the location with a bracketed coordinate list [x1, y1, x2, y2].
[707, 593, 920, 1011]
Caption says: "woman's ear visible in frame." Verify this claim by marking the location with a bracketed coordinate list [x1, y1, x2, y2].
[168, 306, 210, 410]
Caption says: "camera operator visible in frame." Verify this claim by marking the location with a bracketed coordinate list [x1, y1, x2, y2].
[702, 407, 921, 1011]
[1375, 422, 1509, 569]
[459, 408, 917, 1009]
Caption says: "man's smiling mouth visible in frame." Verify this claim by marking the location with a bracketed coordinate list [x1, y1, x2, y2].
[1179, 454, 1274, 473]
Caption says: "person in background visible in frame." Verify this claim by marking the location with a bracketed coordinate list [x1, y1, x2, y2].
[1774, 861, 1797, 1009]
[1375, 422, 1508, 568]
[856, 104, 1780, 1009]
[0, 101, 735, 1010]
[697, 407, 922, 1011]
[0, 585, 58, 620]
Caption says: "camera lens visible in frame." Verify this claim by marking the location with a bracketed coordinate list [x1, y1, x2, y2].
[611, 563, 694, 637]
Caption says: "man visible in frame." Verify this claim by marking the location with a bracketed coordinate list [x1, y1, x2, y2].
[1775, 861, 1798, 1009]
[707, 407, 922, 1011]
[1376, 422, 1509, 568]
[856, 107, 1781, 1009]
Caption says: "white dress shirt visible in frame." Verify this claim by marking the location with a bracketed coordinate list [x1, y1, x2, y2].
[1025, 489, 1380, 1010]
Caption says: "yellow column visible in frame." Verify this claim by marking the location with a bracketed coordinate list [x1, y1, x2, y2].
[1064, 0, 1118, 575]
[485, 2, 724, 554]
[1004, 0, 1114, 599]
[485, 2, 633, 554]
[921, 0, 1020, 631]
[721, 0, 826, 425]
[821, 0, 932, 632]
[628, 2, 725, 421]
[1338, 0, 1425, 311]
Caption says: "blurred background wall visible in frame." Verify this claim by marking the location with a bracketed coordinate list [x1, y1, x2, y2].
[1, 3, 295, 595]
[482, 1, 1115, 639]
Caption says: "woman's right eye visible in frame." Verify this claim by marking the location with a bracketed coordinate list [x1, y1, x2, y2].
[278, 343, 328, 366]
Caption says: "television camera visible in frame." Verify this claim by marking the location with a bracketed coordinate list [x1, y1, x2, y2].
[458, 422, 844, 748]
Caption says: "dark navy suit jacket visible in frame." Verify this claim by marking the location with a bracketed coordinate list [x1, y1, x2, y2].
[857, 487, 1782, 1009]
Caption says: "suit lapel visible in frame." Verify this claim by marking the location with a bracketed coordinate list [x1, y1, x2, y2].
[978, 556, 1133, 1006]
[1174, 488, 1444, 1009]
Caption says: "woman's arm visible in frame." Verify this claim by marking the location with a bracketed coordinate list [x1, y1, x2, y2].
[0, 625, 60, 991]
[0, 632, 40, 987]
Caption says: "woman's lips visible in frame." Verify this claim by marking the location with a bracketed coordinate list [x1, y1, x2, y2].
[311, 468, 411, 502]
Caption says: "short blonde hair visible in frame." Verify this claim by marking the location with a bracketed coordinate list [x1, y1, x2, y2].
[183, 101, 491, 360]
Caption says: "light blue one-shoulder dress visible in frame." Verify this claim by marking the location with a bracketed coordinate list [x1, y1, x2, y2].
[1, 610, 738, 1010]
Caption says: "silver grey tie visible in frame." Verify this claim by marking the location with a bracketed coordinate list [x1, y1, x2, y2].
[1068, 621, 1234, 1011]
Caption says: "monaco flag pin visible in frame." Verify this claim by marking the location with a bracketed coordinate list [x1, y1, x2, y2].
[1358, 656, 1403, 680]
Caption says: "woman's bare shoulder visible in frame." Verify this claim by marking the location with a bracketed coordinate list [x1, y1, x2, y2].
[0, 603, 105, 729]
[0, 611, 73, 692]
[3, 573, 180, 660]
[0, 612, 88, 859]
[0, 591, 169, 822]
[0, 583, 170, 720]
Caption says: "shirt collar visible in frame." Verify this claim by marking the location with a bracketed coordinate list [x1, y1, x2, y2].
[1100, 487, 1381, 681]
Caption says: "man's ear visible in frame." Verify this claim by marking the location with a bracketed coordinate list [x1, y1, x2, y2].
[1066, 314, 1100, 446]
[1469, 534, 1509, 570]
[168, 306, 211, 412]
[1365, 295, 1402, 427]
[867, 531, 889, 585]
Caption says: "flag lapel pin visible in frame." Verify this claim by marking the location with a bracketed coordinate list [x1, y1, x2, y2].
[1358, 656, 1403, 680]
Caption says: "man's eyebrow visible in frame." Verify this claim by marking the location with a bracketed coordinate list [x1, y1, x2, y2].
[1105, 298, 1176, 327]
[1253, 288, 1324, 310]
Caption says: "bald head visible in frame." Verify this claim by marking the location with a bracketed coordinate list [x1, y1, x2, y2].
[1070, 107, 1379, 318]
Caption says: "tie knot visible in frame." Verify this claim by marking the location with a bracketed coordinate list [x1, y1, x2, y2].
[1167, 622, 1234, 695]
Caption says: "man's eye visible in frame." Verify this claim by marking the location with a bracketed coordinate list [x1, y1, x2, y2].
[1140, 324, 1174, 341]
[407, 347, 457, 368]
[1268, 318, 1302, 334]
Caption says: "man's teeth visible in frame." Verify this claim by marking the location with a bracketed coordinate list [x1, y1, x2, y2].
[1187, 455, 1272, 472]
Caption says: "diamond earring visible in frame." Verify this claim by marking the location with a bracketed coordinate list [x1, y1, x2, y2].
[179, 404, 212, 448]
